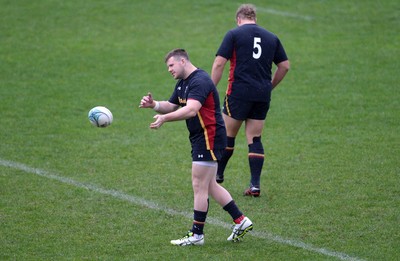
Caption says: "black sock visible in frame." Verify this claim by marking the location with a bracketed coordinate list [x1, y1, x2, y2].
[217, 136, 235, 176]
[223, 200, 243, 221]
[192, 210, 207, 235]
[248, 136, 264, 187]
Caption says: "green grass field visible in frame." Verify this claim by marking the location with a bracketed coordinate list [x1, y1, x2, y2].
[1, 0, 399, 260]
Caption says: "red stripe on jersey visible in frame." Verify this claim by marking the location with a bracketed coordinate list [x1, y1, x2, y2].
[227, 49, 236, 95]
[197, 93, 217, 150]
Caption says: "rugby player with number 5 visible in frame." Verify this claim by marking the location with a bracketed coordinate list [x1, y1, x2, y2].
[211, 4, 290, 197]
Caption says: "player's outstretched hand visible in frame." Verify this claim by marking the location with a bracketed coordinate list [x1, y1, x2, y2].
[139, 92, 154, 108]
[150, 114, 165, 129]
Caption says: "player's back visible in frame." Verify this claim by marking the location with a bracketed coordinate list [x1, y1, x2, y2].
[232, 24, 280, 85]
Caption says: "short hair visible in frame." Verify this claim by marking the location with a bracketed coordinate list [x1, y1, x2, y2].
[164, 48, 190, 63]
[236, 4, 257, 21]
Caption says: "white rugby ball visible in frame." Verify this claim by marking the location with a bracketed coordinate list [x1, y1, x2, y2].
[88, 106, 113, 127]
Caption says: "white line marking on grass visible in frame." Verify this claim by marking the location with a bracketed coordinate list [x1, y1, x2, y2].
[1, 159, 364, 261]
[255, 6, 313, 21]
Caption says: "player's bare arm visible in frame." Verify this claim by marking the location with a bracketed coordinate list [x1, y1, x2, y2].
[272, 60, 290, 89]
[150, 99, 202, 129]
[211, 56, 228, 86]
[139, 92, 179, 114]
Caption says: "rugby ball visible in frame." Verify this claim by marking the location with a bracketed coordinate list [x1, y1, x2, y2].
[88, 106, 113, 127]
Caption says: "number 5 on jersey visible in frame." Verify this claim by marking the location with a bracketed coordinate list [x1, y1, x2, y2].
[253, 37, 262, 59]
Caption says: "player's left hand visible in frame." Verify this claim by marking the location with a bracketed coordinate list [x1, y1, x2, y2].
[150, 114, 165, 129]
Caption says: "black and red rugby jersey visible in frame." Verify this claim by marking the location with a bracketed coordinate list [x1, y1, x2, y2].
[216, 24, 288, 102]
[169, 69, 227, 151]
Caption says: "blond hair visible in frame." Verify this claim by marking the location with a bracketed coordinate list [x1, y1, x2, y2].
[236, 4, 257, 21]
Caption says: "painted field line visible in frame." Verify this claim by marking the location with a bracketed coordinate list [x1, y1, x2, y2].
[256, 6, 313, 21]
[1, 159, 363, 261]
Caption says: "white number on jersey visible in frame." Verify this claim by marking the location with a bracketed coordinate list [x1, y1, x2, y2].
[253, 37, 262, 59]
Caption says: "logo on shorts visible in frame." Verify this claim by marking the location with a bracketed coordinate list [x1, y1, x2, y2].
[197, 154, 204, 158]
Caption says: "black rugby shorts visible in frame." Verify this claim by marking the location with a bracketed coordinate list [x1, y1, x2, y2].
[191, 149, 224, 162]
[223, 95, 270, 121]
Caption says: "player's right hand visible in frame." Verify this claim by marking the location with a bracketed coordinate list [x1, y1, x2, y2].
[139, 92, 154, 108]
